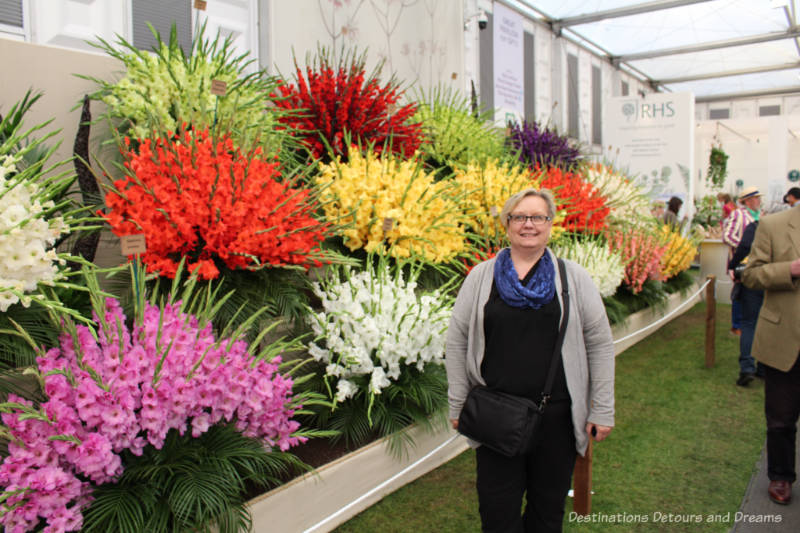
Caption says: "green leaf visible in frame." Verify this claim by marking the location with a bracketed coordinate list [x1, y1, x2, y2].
[81, 483, 156, 533]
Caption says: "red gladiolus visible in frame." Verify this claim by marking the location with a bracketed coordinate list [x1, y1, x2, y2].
[532, 166, 610, 234]
[272, 52, 422, 161]
[101, 129, 330, 279]
[461, 249, 499, 275]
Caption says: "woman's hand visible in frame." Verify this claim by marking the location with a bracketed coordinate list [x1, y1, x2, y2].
[451, 419, 459, 430]
[586, 422, 612, 442]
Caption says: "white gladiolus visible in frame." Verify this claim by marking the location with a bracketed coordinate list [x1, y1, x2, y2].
[335, 379, 359, 402]
[551, 239, 626, 298]
[308, 263, 452, 403]
[0, 156, 68, 312]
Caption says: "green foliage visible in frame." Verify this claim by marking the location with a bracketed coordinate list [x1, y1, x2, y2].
[0, 284, 92, 372]
[606, 279, 669, 320]
[663, 269, 696, 295]
[104, 263, 315, 343]
[693, 195, 723, 228]
[706, 145, 728, 189]
[300, 364, 448, 456]
[601, 294, 629, 326]
[81, 424, 310, 533]
[0, 89, 49, 168]
[413, 86, 505, 179]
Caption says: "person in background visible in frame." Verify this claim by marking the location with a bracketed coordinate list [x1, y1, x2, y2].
[651, 201, 666, 220]
[723, 187, 762, 250]
[446, 188, 614, 533]
[662, 196, 683, 229]
[741, 200, 800, 506]
[723, 187, 763, 335]
[728, 219, 763, 386]
[784, 187, 800, 207]
[718, 192, 736, 221]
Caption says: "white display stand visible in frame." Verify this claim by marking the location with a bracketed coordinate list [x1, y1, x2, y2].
[247, 424, 468, 532]
[699, 239, 732, 303]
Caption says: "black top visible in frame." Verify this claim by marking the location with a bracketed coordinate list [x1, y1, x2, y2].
[481, 260, 570, 403]
[728, 221, 759, 270]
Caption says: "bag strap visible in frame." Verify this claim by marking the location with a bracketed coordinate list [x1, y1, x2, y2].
[538, 257, 569, 410]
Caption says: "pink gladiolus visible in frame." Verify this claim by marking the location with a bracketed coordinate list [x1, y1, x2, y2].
[1, 297, 303, 532]
[607, 228, 668, 294]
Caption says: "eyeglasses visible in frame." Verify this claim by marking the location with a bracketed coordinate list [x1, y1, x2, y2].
[507, 214, 552, 226]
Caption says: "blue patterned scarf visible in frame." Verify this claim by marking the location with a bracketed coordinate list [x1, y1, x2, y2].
[493, 248, 556, 309]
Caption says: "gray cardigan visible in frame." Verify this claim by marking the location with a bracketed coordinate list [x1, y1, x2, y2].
[445, 249, 615, 456]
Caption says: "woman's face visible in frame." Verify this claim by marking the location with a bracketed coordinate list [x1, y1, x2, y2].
[506, 195, 552, 254]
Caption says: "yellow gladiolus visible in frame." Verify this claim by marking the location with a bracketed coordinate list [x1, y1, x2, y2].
[452, 159, 532, 239]
[659, 225, 698, 279]
[317, 150, 466, 262]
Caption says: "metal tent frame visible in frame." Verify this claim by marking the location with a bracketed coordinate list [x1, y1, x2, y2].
[503, 0, 800, 100]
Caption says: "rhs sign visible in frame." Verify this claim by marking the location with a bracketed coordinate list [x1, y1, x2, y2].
[603, 92, 695, 215]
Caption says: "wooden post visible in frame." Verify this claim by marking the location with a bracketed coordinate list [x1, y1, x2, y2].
[573, 439, 592, 514]
[705, 275, 716, 368]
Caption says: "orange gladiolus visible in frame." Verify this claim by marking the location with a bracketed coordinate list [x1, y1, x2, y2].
[101, 129, 330, 279]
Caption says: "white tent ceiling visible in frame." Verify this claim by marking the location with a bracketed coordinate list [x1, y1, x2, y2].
[516, 0, 800, 101]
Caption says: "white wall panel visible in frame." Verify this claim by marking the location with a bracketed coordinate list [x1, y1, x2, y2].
[784, 95, 800, 116]
[194, 0, 258, 72]
[550, 37, 564, 130]
[732, 100, 757, 119]
[268, 0, 464, 94]
[534, 27, 551, 124]
[578, 49, 591, 144]
[29, 0, 127, 51]
[463, 0, 481, 95]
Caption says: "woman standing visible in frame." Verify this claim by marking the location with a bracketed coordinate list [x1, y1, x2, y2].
[446, 188, 615, 532]
[662, 196, 684, 229]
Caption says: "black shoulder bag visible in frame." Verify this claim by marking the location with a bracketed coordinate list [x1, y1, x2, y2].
[457, 258, 570, 457]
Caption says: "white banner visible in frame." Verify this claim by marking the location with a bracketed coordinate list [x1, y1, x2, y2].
[603, 92, 695, 216]
[493, 2, 524, 124]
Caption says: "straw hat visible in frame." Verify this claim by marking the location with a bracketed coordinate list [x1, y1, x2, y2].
[739, 186, 763, 200]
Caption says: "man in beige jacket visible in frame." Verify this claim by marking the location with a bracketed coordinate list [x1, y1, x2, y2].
[742, 203, 800, 506]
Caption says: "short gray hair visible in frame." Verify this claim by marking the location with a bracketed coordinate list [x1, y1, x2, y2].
[499, 188, 556, 230]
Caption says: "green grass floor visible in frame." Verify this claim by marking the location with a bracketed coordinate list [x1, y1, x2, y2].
[333, 302, 766, 532]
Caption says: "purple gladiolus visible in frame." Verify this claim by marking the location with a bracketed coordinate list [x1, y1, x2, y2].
[507, 120, 581, 169]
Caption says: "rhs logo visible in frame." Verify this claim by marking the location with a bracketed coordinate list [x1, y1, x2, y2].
[621, 100, 676, 121]
[622, 102, 637, 122]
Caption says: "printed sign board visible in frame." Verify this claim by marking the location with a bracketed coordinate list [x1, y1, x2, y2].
[603, 92, 695, 215]
[493, 2, 524, 125]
